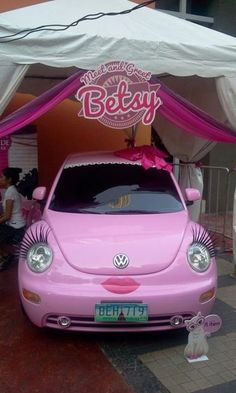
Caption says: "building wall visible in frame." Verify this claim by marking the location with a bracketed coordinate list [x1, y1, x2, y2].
[213, 0, 236, 36]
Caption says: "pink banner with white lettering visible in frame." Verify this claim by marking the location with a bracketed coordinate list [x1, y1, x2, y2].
[0, 63, 236, 143]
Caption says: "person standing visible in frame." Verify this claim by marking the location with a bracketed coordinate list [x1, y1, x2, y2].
[0, 167, 26, 270]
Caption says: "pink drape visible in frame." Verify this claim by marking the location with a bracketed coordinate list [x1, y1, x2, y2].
[0, 69, 236, 143]
[0, 69, 85, 138]
[152, 76, 236, 143]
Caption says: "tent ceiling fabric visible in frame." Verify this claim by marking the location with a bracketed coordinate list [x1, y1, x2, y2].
[0, 0, 236, 77]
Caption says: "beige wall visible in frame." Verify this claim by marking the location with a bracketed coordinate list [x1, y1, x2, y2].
[130, 0, 155, 8]
[0, 0, 48, 13]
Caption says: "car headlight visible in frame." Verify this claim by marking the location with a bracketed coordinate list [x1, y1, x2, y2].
[187, 243, 210, 272]
[27, 243, 53, 273]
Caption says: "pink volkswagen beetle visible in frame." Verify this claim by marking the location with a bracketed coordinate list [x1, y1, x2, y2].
[18, 148, 217, 332]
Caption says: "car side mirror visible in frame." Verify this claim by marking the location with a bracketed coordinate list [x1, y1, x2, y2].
[32, 187, 47, 201]
[185, 188, 201, 204]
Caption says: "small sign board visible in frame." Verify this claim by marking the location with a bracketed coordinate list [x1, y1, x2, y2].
[184, 312, 222, 363]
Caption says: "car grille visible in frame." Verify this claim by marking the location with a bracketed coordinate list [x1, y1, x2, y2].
[44, 313, 194, 331]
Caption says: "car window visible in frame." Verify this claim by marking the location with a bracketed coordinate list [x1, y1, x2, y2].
[49, 163, 184, 214]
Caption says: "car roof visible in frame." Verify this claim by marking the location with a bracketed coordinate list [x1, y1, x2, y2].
[64, 151, 142, 168]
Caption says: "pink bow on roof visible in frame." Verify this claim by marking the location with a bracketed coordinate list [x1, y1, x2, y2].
[114, 145, 172, 173]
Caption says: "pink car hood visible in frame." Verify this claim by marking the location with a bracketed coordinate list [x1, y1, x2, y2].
[45, 210, 188, 276]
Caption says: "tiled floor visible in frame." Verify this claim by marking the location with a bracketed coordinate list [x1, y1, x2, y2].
[137, 257, 236, 393]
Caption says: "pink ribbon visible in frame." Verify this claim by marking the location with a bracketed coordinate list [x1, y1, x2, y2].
[114, 145, 172, 173]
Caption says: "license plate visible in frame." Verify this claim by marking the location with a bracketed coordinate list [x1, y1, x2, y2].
[95, 303, 148, 322]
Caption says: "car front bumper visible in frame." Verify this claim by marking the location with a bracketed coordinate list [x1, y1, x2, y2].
[19, 258, 217, 332]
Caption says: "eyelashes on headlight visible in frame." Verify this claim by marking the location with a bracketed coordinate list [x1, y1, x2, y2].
[20, 224, 51, 259]
[191, 225, 217, 258]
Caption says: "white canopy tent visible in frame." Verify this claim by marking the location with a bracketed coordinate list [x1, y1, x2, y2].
[0, 0, 236, 75]
[0, 0, 236, 257]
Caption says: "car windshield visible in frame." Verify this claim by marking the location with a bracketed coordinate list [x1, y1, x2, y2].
[49, 163, 184, 214]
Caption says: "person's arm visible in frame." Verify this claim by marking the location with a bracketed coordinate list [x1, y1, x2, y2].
[0, 199, 14, 224]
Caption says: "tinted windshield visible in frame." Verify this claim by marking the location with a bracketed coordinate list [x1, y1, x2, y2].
[49, 164, 184, 214]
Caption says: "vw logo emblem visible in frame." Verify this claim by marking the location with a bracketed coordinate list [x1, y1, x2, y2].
[113, 254, 130, 269]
